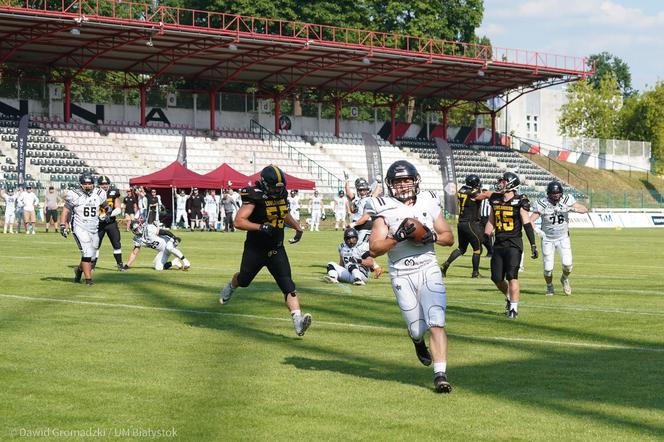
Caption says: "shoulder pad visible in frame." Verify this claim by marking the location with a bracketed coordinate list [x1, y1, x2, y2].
[240, 186, 264, 204]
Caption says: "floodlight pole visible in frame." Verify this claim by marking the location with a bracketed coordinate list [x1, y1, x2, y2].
[441, 108, 449, 141]
[389, 102, 397, 145]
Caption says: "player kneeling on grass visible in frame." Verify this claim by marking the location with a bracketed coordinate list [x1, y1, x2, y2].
[125, 218, 190, 271]
[368, 160, 455, 394]
[326, 227, 384, 285]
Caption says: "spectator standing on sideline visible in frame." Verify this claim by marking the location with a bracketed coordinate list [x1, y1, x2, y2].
[20, 185, 40, 235]
[187, 188, 204, 230]
[174, 188, 189, 229]
[43, 186, 61, 233]
[137, 187, 148, 220]
[122, 189, 138, 231]
[221, 189, 237, 232]
[146, 188, 161, 224]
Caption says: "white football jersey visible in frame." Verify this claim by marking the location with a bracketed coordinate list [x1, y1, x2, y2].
[66, 187, 107, 233]
[2, 193, 17, 212]
[350, 196, 371, 223]
[310, 196, 323, 212]
[369, 191, 441, 272]
[333, 196, 346, 215]
[176, 194, 189, 211]
[339, 240, 371, 271]
[133, 224, 169, 251]
[533, 194, 577, 240]
[288, 195, 300, 212]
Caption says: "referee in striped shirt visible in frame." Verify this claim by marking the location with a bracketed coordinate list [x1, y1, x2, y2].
[479, 184, 493, 257]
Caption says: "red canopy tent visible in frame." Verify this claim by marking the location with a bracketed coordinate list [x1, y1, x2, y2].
[201, 163, 251, 189]
[129, 161, 218, 188]
[247, 171, 316, 190]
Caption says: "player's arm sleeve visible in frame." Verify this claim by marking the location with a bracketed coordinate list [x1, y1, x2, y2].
[523, 220, 536, 247]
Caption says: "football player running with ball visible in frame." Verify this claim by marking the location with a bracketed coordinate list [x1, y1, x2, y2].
[530, 181, 588, 296]
[368, 160, 455, 393]
[484, 172, 538, 320]
[218, 165, 312, 337]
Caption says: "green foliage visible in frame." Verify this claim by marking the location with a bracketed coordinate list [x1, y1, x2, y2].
[617, 82, 664, 172]
[558, 75, 622, 139]
[588, 52, 633, 97]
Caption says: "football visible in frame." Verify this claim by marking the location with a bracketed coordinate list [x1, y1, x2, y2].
[403, 217, 428, 243]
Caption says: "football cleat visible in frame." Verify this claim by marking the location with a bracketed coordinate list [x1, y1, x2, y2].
[561, 276, 572, 295]
[182, 258, 191, 270]
[294, 313, 312, 336]
[74, 267, 83, 283]
[117, 264, 127, 272]
[440, 262, 450, 277]
[219, 282, 235, 305]
[353, 278, 366, 286]
[433, 372, 452, 393]
[504, 299, 511, 315]
[85, 280, 94, 286]
[508, 309, 518, 320]
[412, 338, 432, 366]
[471, 271, 481, 278]
[546, 284, 554, 296]
[171, 258, 182, 270]
[324, 275, 339, 284]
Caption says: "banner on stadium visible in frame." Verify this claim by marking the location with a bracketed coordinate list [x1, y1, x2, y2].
[361, 132, 384, 188]
[589, 212, 623, 228]
[568, 213, 594, 228]
[434, 137, 457, 215]
[617, 213, 656, 228]
[651, 215, 664, 227]
[17, 114, 28, 187]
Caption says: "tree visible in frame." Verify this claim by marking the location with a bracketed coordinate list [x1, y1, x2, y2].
[558, 74, 622, 139]
[587, 52, 633, 97]
[618, 82, 664, 172]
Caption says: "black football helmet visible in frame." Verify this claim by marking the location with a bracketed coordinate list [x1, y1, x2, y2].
[546, 181, 564, 203]
[343, 227, 359, 248]
[338, 190, 345, 198]
[79, 173, 94, 193]
[258, 165, 287, 198]
[498, 171, 520, 191]
[385, 160, 420, 202]
[465, 174, 481, 189]
[97, 175, 111, 186]
[129, 218, 144, 235]
[290, 189, 298, 198]
[355, 178, 370, 197]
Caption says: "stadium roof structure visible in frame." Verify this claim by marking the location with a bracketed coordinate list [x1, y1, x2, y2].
[0, 0, 593, 141]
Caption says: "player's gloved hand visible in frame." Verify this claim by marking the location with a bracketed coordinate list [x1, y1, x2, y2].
[173, 236, 182, 246]
[420, 226, 437, 244]
[259, 223, 276, 236]
[394, 219, 416, 242]
[59, 223, 69, 238]
[531, 245, 539, 259]
[288, 230, 303, 244]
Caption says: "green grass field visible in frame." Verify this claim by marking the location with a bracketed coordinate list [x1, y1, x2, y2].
[1, 225, 663, 441]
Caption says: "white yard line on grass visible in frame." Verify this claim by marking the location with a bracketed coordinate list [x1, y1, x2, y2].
[1, 294, 663, 353]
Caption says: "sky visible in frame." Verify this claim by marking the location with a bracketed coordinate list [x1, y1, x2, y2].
[477, 0, 664, 92]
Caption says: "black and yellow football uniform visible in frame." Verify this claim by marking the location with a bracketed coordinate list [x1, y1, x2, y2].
[488, 192, 531, 282]
[97, 186, 124, 269]
[236, 186, 295, 294]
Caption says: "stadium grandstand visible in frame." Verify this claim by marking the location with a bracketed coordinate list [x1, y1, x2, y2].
[0, 0, 593, 208]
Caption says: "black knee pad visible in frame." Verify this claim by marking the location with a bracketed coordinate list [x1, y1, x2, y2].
[327, 264, 335, 272]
